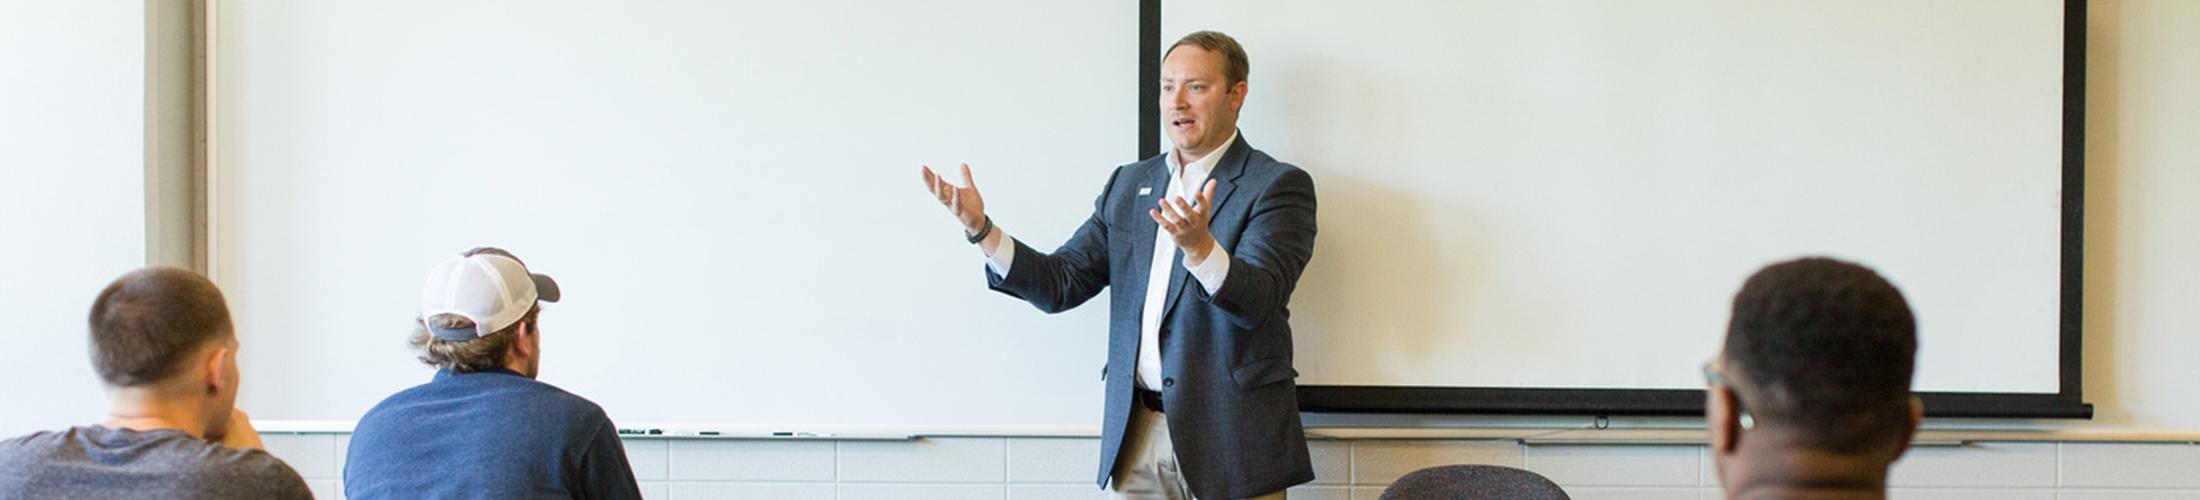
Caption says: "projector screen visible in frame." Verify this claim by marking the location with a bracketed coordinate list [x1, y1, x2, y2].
[210, 0, 2085, 429]
[1163, 0, 2084, 417]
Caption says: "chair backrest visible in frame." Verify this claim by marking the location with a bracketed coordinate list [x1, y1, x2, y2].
[1378, 464, 1571, 500]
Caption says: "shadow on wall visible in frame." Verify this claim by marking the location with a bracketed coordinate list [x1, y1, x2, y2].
[1290, 172, 1495, 383]
[2080, 0, 2126, 425]
[1259, 49, 1506, 384]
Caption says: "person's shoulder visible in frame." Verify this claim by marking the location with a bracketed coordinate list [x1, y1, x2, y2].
[517, 378, 616, 424]
[194, 446, 307, 479]
[354, 378, 443, 422]
[0, 428, 70, 463]
[0, 428, 67, 449]
[1236, 149, 1312, 193]
[119, 433, 313, 498]
[1235, 142, 1301, 174]
[1113, 156, 1165, 182]
[184, 448, 314, 499]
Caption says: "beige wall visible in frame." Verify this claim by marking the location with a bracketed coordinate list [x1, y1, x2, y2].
[2082, 0, 2200, 428]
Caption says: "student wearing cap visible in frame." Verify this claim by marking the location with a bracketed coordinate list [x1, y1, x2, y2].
[0, 267, 312, 500]
[343, 247, 642, 500]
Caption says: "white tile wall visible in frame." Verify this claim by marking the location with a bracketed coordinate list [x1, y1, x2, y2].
[1308, 440, 1353, 485]
[668, 482, 832, 500]
[1887, 489, 2056, 500]
[1287, 484, 1353, 500]
[261, 433, 339, 479]
[1007, 438, 1100, 484]
[1008, 484, 1109, 500]
[2062, 443, 2200, 488]
[1351, 440, 1522, 484]
[2056, 492, 2200, 500]
[1560, 486, 1701, 500]
[625, 439, 671, 481]
[834, 484, 1006, 500]
[1888, 442, 2060, 488]
[841, 437, 1006, 483]
[1524, 444, 1699, 487]
[258, 433, 2200, 500]
[668, 440, 836, 482]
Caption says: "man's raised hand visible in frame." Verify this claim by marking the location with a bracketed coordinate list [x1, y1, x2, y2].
[920, 163, 988, 236]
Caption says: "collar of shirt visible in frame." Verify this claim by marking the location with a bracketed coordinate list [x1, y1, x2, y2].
[1165, 128, 1239, 187]
[434, 367, 524, 381]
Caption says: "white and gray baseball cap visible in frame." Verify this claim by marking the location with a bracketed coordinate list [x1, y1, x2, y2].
[419, 247, 560, 340]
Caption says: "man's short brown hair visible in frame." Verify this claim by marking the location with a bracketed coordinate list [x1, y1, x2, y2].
[409, 306, 538, 373]
[1167, 30, 1250, 86]
[86, 267, 235, 387]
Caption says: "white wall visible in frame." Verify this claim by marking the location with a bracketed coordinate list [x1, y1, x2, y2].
[264, 433, 2200, 500]
[0, 1, 148, 436]
[2079, 0, 2200, 428]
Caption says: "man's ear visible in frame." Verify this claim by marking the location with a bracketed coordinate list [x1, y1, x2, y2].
[1707, 386, 1742, 455]
[202, 344, 232, 397]
[1891, 395, 1925, 459]
[513, 321, 539, 357]
[1229, 80, 1248, 112]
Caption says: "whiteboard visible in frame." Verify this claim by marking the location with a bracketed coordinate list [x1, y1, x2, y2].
[216, 0, 1132, 427]
[1165, 0, 2065, 395]
[214, 0, 2066, 428]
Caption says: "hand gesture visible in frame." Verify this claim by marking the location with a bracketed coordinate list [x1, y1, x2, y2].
[1151, 179, 1218, 263]
[920, 163, 987, 235]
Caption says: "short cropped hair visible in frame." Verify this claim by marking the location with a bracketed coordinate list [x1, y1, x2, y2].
[1166, 30, 1250, 86]
[1723, 257, 1918, 453]
[86, 267, 235, 387]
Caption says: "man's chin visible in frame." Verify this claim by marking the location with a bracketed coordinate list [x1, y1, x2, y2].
[1169, 135, 1204, 154]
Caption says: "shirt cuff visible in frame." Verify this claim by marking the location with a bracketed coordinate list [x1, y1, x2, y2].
[983, 231, 1016, 276]
[1184, 240, 1229, 295]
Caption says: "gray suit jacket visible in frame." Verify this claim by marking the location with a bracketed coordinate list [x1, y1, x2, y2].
[986, 136, 1318, 498]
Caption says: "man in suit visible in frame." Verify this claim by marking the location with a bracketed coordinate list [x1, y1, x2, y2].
[1705, 257, 1924, 500]
[920, 31, 1316, 499]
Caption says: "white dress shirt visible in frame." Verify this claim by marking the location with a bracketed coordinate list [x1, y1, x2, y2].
[981, 130, 1238, 391]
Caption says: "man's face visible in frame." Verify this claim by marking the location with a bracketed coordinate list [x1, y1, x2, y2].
[1160, 45, 1246, 160]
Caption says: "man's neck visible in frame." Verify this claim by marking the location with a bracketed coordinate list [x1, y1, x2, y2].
[1170, 128, 1238, 171]
[1722, 443, 1894, 500]
[102, 389, 207, 439]
[1172, 146, 1216, 169]
[502, 357, 537, 379]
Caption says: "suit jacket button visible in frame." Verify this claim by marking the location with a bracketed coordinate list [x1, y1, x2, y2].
[1162, 378, 1175, 388]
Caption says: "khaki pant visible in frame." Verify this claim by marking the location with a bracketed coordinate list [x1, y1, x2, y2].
[1109, 400, 1287, 500]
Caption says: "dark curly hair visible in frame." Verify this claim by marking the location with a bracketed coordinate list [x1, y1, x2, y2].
[1723, 257, 1918, 453]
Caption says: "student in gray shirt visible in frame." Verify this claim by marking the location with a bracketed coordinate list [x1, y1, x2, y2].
[0, 267, 312, 500]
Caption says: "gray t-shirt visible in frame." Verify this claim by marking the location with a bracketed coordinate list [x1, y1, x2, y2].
[0, 425, 313, 500]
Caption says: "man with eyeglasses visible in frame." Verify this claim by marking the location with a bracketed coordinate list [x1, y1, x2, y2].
[1703, 257, 1924, 500]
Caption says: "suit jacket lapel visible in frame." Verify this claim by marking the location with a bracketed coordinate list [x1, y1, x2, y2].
[1159, 135, 1250, 324]
[1124, 159, 1171, 298]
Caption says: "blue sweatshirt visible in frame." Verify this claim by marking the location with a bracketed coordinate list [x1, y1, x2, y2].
[344, 368, 641, 500]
